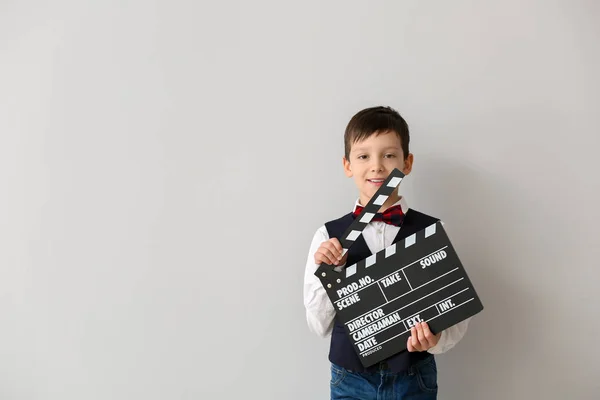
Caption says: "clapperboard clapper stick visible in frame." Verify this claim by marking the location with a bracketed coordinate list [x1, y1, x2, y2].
[315, 168, 483, 368]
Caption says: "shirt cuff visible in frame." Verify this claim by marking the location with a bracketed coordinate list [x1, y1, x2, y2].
[427, 318, 471, 355]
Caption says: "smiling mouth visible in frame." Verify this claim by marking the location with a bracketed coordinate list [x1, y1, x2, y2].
[367, 179, 385, 186]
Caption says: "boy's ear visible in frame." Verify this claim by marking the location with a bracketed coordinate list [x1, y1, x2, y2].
[342, 156, 353, 177]
[402, 153, 414, 175]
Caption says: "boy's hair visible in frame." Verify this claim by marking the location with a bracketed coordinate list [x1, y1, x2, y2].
[344, 106, 410, 160]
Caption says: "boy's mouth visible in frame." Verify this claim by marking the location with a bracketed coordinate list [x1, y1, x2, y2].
[367, 179, 385, 186]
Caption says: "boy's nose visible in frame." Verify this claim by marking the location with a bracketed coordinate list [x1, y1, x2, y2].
[371, 161, 383, 172]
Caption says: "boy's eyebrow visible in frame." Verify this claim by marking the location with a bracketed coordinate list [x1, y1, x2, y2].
[352, 145, 400, 152]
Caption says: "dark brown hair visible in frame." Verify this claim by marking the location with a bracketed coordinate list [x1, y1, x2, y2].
[344, 106, 410, 160]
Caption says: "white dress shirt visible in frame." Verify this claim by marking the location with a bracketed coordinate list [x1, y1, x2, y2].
[303, 197, 471, 355]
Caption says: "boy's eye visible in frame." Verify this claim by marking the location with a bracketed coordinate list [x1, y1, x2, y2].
[385, 154, 396, 158]
[357, 155, 368, 160]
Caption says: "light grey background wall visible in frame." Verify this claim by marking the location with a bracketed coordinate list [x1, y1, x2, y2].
[1, 1, 598, 399]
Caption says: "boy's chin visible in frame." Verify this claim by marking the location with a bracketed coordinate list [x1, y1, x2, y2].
[362, 190, 379, 201]
[361, 185, 396, 200]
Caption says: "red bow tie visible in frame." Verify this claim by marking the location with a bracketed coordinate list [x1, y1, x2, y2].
[352, 204, 405, 227]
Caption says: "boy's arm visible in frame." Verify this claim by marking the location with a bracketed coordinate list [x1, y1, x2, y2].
[426, 317, 471, 354]
[303, 226, 339, 338]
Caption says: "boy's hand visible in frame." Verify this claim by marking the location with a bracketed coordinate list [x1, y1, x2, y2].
[407, 322, 442, 352]
[314, 238, 348, 266]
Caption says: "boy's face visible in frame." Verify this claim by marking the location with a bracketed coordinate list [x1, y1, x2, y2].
[343, 130, 413, 209]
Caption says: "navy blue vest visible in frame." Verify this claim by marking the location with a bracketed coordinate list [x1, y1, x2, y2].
[325, 208, 440, 373]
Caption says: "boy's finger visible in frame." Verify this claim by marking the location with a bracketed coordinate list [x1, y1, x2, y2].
[410, 327, 420, 350]
[316, 249, 337, 265]
[422, 322, 436, 343]
[407, 336, 415, 352]
[331, 239, 343, 254]
[322, 247, 339, 263]
[419, 322, 433, 349]
[323, 242, 343, 260]
[416, 323, 429, 349]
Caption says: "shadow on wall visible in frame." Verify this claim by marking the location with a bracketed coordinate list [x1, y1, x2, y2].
[412, 154, 534, 397]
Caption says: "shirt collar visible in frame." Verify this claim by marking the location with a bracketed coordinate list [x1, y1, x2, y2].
[352, 196, 409, 214]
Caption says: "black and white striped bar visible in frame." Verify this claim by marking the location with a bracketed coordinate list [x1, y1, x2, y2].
[337, 168, 406, 261]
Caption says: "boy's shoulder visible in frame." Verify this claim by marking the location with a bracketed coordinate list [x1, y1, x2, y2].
[403, 208, 440, 225]
[323, 212, 354, 235]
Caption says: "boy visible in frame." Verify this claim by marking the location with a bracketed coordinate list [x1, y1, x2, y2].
[303, 106, 470, 399]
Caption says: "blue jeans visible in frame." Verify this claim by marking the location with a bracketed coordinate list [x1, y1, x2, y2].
[330, 355, 438, 399]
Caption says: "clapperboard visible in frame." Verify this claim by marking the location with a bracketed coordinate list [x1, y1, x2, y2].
[315, 168, 483, 367]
